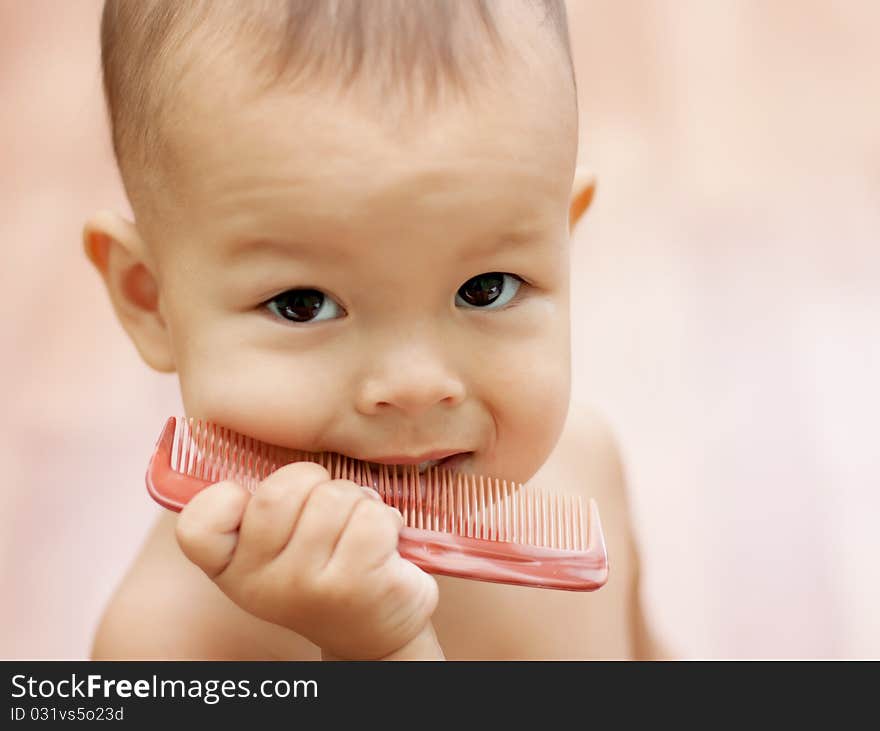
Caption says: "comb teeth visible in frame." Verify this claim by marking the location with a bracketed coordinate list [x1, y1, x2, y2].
[171, 417, 591, 551]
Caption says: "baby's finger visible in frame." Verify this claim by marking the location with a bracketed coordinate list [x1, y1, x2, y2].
[175, 480, 250, 579]
[277, 479, 373, 575]
[326, 499, 404, 573]
[234, 461, 330, 569]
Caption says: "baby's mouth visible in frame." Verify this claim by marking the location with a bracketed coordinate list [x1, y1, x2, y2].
[364, 451, 472, 476]
[355, 452, 474, 495]
[414, 451, 471, 474]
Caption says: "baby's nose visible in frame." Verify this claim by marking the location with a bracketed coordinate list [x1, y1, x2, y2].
[354, 356, 466, 417]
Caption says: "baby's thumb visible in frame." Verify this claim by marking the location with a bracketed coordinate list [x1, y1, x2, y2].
[175, 480, 250, 579]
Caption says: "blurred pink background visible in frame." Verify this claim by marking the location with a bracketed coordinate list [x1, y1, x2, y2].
[1, 0, 877, 659]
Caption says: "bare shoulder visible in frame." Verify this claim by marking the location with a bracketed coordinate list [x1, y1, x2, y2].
[530, 403, 630, 526]
[539, 403, 668, 660]
[91, 511, 319, 660]
[546, 405, 638, 612]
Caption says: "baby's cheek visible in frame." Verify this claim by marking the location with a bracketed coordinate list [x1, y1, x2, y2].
[485, 336, 571, 483]
[175, 346, 342, 451]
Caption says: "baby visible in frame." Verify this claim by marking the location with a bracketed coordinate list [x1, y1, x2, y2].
[84, 0, 663, 659]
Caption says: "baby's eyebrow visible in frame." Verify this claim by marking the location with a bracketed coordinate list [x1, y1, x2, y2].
[224, 237, 341, 262]
[225, 228, 543, 263]
[463, 231, 541, 259]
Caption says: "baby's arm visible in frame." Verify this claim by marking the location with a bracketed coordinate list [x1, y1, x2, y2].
[91, 513, 318, 660]
[92, 463, 442, 660]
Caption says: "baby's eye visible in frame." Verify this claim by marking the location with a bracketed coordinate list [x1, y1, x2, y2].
[455, 272, 523, 309]
[265, 289, 343, 323]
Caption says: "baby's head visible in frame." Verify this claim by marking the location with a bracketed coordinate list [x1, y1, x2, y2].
[85, 0, 596, 484]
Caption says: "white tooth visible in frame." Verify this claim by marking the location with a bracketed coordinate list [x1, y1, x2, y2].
[417, 459, 440, 474]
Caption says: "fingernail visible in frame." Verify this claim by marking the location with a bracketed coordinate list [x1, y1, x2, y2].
[361, 486, 382, 501]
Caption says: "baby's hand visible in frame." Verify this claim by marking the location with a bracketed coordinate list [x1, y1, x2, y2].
[175, 462, 440, 660]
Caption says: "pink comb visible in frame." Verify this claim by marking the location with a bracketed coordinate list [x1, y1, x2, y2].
[146, 417, 609, 591]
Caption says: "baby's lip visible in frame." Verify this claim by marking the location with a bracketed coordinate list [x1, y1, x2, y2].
[432, 452, 471, 472]
[364, 450, 467, 465]
[364, 452, 474, 496]
[328, 452, 475, 491]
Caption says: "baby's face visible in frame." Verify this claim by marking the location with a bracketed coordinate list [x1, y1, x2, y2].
[146, 47, 577, 484]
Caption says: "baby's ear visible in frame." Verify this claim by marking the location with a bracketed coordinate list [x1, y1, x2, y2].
[569, 166, 597, 232]
[82, 210, 175, 373]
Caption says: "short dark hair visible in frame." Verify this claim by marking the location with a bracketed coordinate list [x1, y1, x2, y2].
[100, 0, 575, 210]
